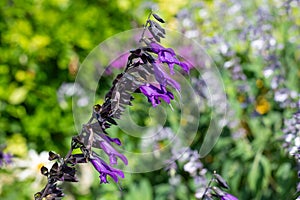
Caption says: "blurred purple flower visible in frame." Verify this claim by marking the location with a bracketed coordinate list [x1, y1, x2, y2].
[105, 53, 129, 75]
[139, 83, 174, 107]
[149, 42, 189, 74]
[221, 193, 238, 200]
[0, 151, 12, 167]
[178, 45, 196, 69]
[90, 155, 124, 184]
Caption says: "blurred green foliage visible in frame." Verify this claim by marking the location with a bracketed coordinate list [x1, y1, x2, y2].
[0, 0, 300, 200]
[0, 0, 139, 153]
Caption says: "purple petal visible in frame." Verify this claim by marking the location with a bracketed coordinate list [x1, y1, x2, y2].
[177, 46, 196, 70]
[110, 156, 118, 165]
[90, 156, 125, 184]
[179, 62, 189, 73]
[110, 53, 129, 69]
[149, 42, 165, 53]
[99, 133, 122, 146]
[99, 173, 109, 184]
[153, 63, 180, 90]
[221, 193, 238, 200]
[99, 141, 128, 165]
[159, 51, 178, 64]
[140, 84, 174, 107]
[150, 42, 190, 74]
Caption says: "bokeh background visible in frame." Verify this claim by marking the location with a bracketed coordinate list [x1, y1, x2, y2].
[0, 0, 299, 199]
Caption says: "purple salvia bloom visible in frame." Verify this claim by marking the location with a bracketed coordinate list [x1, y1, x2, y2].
[149, 42, 189, 74]
[152, 63, 180, 90]
[105, 53, 129, 75]
[90, 155, 125, 184]
[99, 140, 128, 165]
[221, 193, 238, 200]
[99, 133, 122, 146]
[110, 53, 129, 69]
[178, 45, 196, 70]
[139, 83, 174, 107]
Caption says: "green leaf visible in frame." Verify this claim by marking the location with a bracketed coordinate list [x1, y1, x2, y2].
[248, 152, 261, 192]
[125, 179, 153, 200]
[248, 153, 271, 193]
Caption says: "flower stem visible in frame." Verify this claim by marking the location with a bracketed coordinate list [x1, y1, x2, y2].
[40, 182, 51, 199]
[139, 10, 153, 43]
[201, 171, 216, 200]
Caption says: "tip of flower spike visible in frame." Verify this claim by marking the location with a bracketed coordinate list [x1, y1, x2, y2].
[112, 138, 122, 146]
[179, 62, 190, 73]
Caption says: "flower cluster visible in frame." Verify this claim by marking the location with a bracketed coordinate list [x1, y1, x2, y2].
[141, 127, 209, 199]
[131, 12, 190, 108]
[88, 129, 128, 184]
[282, 109, 300, 198]
[282, 110, 300, 156]
[137, 41, 189, 107]
[141, 126, 238, 200]
[135, 41, 189, 107]
[89, 154, 125, 184]
[149, 42, 189, 75]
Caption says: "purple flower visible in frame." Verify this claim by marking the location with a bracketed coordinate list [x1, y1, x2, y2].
[221, 193, 238, 200]
[178, 45, 196, 70]
[152, 63, 180, 91]
[139, 83, 174, 107]
[105, 52, 129, 75]
[99, 140, 128, 165]
[149, 42, 189, 74]
[90, 155, 125, 184]
[0, 152, 12, 167]
[99, 133, 122, 146]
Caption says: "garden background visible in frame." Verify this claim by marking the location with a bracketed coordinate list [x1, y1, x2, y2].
[0, 0, 299, 199]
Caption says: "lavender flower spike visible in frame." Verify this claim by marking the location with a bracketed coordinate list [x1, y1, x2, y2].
[140, 83, 174, 107]
[221, 193, 238, 200]
[90, 155, 125, 184]
[149, 42, 189, 74]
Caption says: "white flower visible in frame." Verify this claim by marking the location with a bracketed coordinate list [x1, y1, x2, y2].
[13, 149, 53, 190]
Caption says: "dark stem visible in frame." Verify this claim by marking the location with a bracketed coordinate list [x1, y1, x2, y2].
[65, 147, 74, 161]
[139, 10, 153, 43]
[201, 171, 216, 200]
[40, 182, 51, 199]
